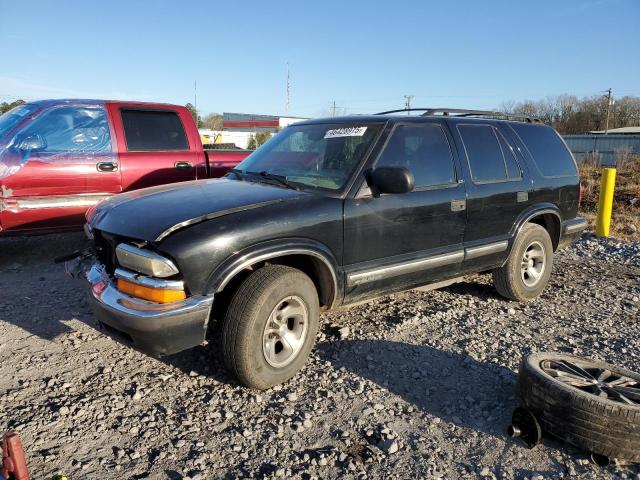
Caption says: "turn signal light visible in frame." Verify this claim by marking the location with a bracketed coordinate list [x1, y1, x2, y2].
[117, 278, 186, 303]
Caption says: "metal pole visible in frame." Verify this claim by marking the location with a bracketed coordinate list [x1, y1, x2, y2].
[604, 88, 612, 134]
[596, 167, 617, 237]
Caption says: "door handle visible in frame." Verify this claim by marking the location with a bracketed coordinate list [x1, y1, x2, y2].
[451, 199, 466, 212]
[175, 161, 193, 171]
[96, 161, 118, 172]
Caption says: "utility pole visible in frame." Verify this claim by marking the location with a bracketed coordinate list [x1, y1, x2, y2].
[286, 63, 291, 113]
[331, 100, 337, 117]
[404, 95, 414, 114]
[604, 88, 613, 134]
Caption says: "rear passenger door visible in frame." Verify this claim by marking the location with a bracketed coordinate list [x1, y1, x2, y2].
[452, 121, 530, 269]
[108, 106, 201, 191]
[343, 121, 467, 300]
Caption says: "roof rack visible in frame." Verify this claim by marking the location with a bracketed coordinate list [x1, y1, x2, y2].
[374, 107, 542, 123]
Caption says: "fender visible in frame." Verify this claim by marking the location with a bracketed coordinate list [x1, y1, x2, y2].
[204, 238, 343, 307]
[508, 203, 562, 253]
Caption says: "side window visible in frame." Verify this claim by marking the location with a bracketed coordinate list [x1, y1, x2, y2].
[375, 124, 455, 188]
[458, 124, 519, 183]
[496, 130, 522, 179]
[510, 123, 577, 177]
[121, 109, 189, 151]
[17, 106, 111, 153]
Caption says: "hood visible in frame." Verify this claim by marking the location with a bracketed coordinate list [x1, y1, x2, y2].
[89, 178, 309, 242]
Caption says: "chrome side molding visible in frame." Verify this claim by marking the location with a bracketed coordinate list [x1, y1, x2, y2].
[464, 240, 509, 260]
[347, 251, 464, 286]
[347, 239, 511, 287]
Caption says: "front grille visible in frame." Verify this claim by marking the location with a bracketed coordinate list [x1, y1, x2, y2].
[93, 230, 122, 275]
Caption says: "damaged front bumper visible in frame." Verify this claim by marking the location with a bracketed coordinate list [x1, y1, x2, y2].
[66, 258, 214, 356]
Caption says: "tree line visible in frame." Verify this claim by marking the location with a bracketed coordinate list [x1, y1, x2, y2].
[5, 96, 640, 135]
[501, 94, 640, 134]
[1, 99, 26, 114]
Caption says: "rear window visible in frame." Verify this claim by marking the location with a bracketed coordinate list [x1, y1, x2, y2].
[121, 109, 189, 151]
[510, 124, 577, 177]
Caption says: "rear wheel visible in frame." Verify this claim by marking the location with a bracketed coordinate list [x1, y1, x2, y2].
[221, 264, 319, 389]
[493, 223, 553, 301]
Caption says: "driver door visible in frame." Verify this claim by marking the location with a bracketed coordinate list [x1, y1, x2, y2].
[343, 121, 467, 301]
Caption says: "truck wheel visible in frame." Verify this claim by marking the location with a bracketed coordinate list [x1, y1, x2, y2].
[492, 223, 553, 301]
[518, 353, 640, 462]
[221, 264, 319, 389]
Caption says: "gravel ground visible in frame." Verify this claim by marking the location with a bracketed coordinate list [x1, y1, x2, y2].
[0, 232, 639, 480]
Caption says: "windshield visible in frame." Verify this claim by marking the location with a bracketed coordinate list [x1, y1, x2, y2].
[233, 123, 383, 192]
[0, 104, 39, 141]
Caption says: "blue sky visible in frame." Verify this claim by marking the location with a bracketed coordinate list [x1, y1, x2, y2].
[1, 0, 638, 118]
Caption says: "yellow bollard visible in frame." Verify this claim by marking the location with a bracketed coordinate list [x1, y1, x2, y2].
[595, 167, 617, 237]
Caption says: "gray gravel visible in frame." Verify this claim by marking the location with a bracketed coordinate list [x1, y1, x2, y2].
[0, 232, 639, 479]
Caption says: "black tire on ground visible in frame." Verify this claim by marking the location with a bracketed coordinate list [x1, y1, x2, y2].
[221, 264, 320, 389]
[518, 352, 640, 462]
[493, 223, 553, 301]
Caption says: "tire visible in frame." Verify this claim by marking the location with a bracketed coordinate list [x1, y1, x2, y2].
[493, 223, 553, 301]
[518, 353, 640, 461]
[221, 264, 320, 389]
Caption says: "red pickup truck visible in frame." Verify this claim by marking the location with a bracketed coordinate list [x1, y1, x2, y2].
[0, 99, 250, 236]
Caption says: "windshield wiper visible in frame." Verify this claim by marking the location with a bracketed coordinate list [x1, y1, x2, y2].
[227, 168, 246, 180]
[247, 171, 299, 190]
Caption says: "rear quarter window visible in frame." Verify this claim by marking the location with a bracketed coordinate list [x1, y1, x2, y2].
[121, 109, 189, 152]
[510, 124, 577, 177]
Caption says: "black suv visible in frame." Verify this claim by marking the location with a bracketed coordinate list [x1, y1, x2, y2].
[69, 108, 586, 389]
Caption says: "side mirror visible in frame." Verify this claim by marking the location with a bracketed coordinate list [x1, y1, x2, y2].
[16, 133, 47, 151]
[370, 166, 415, 194]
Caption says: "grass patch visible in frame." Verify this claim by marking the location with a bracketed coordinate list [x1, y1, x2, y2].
[578, 152, 640, 241]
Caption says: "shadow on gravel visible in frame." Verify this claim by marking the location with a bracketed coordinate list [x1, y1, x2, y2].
[442, 280, 504, 300]
[0, 233, 93, 341]
[160, 340, 239, 386]
[320, 339, 517, 438]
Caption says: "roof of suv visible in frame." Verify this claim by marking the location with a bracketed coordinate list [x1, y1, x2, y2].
[297, 114, 546, 127]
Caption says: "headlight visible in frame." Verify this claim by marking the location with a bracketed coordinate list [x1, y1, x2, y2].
[115, 244, 179, 278]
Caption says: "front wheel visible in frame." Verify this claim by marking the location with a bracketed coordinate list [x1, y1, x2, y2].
[493, 223, 553, 301]
[221, 264, 320, 389]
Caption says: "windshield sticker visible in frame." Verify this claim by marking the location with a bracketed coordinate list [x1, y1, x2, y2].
[324, 126, 367, 139]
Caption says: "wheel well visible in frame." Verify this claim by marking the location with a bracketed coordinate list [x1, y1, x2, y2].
[214, 254, 336, 313]
[528, 213, 561, 250]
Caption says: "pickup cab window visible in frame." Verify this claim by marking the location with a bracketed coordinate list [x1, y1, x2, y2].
[121, 109, 189, 152]
[375, 124, 456, 187]
[14, 106, 112, 153]
[234, 123, 383, 191]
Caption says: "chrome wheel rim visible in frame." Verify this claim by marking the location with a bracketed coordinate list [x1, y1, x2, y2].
[262, 295, 308, 368]
[541, 359, 640, 406]
[521, 240, 545, 287]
